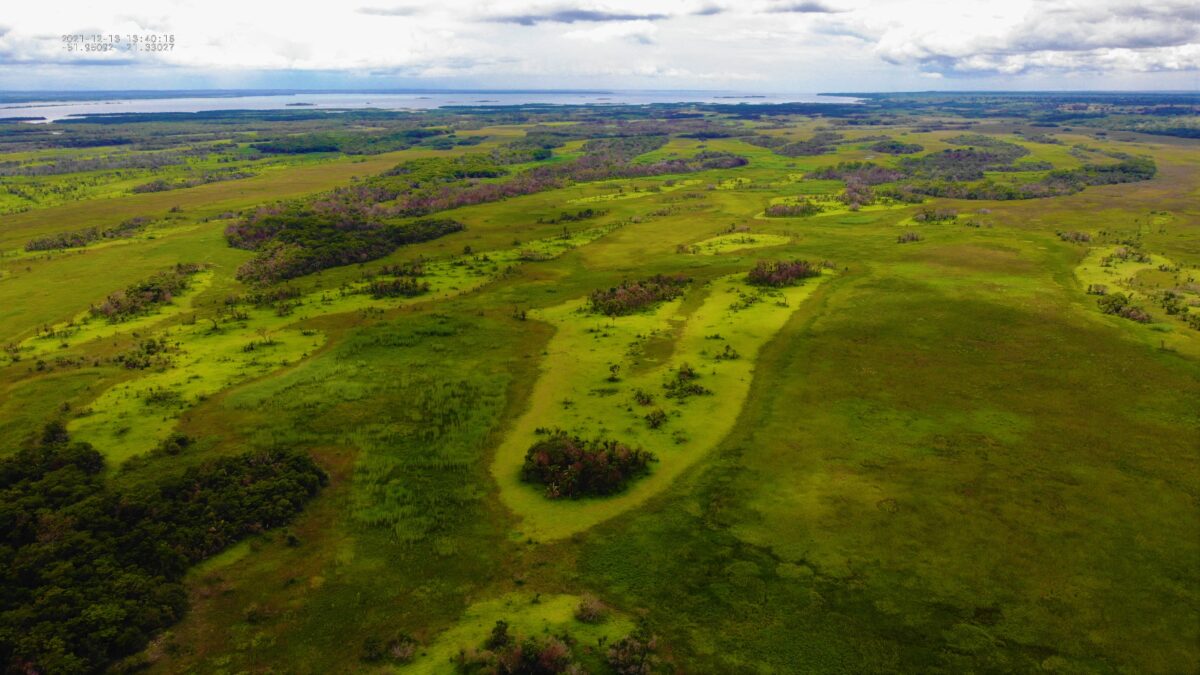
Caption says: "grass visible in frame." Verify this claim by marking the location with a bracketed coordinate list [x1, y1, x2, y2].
[403, 592, 634, 674]
[491, 271, 831, 541]
[0, 113, 1196, 674]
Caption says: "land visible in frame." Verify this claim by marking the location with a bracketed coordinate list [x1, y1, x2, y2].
[0, 91, 1197, 674]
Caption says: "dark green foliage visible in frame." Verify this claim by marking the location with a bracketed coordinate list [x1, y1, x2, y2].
[588, 274, 691, 316]
[1097, 292, 1152, 323]
[90, 263, 203, 322]
[229, 213, 464, 283]
[869, 139, 923, 154]
[912, 207, 958, 223]
[251, 128, 451, 155]
[454, 620, 577, 674]
[366, 277, 430, 299]
[663, 363, 713, 400]
[764, 201, 823, 217]
[25, 217, 151, 252]
[749, 131, 842, 156]
[746, 259, 821, 287]
[0, 424, 327, 674]
[1057, 230, 1092, 243]
[520, 430, 654, 499]
[131, 170, 255, 193]
[607, 628, 661, 675]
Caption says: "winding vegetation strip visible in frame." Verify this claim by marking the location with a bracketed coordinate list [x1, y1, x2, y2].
[491, 271, 833, 541]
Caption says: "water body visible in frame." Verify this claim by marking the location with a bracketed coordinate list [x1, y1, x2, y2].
[0, 90, 859, 122]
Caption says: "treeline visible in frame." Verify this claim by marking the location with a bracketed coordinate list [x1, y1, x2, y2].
[886, 158, 1156, 201]
[90, 263, 204, 322]
[0, 424, 327, 674]
[250, 128, 479, 155]
[25, 216, 153, 251]
[869, 139, 923, 154]
[228, 214, 463, 283]
[131, 169, 255, 193]
[809, 149, 1156, 202]
[747, 131, 843, 157]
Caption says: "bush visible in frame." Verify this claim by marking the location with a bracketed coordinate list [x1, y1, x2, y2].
[1097, 292, 1152, 323]
[454, 621, 579, 674]
[520, 430, 654, 499]
[746, 259, 820, 287]
[607, 628, 660, 675]
[1057, 230, 1092, 243]
[897, 231, 923, 244]
[575, 595, 609, 624]
[663, 363, 713, 400]
[588, 274, 691, 316]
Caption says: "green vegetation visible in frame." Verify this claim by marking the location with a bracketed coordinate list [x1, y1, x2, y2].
[0, 95, 1196, 674]
[520, 430, 655, 499]
[0, 424, 325, 673]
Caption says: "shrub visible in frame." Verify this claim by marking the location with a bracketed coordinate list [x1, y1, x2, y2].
[607, 628, 660, 675]
[520, 430, 655, 499]
[644, 408, 668, 429]
[588, 274, 691, 316]
[912, 207, 958, 223]
[454, 621, 580, 674]
[663, 363, 713, 400]
[1098, 292, 1152, 323]
[1057, 230, 1092, 243]
[575, 595, 609, 624]
[746, 259, 820, 287]
[897, 231, 923, 244]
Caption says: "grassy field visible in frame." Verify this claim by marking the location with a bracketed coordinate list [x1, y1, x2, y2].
[1, 108, 1196, 674]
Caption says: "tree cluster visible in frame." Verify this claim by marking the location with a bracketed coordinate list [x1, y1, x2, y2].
[588, 274, 691, 316]
[520, 430, 655, 499]
[0, 424, 327, 673]
[746, 259, 821, 287]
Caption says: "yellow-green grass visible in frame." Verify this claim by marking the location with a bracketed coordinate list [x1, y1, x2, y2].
[9, 270, 215, 364]
[491, 272, 831, 541]
[567, 178, 701, 204]
[62, 228, 615, 463]
[1073, 245, 1199, 356]
[687, 232, 792, 255]
[68, 325, 326, 464]
[399, 593, 633, 674]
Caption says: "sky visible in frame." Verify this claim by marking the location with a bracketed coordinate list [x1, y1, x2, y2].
[1, 0, 1197, 92]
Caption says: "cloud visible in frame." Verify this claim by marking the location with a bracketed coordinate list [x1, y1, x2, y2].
[487, 8, 669, 26]
[870, 0, 1200, 75]
[692, 4, 724, 15]
[356, 6, 420, 16]
[563, 21, 658, 45]
[767, 1, 841, 14]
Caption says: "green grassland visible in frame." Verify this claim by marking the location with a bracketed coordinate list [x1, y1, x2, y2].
[1, 105, 1197, 674]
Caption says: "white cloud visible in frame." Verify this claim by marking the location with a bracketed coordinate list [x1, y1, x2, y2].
[0, 0, 1195, 89]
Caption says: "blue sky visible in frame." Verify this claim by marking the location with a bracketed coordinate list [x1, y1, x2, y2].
[1, 0, 1198, 91]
